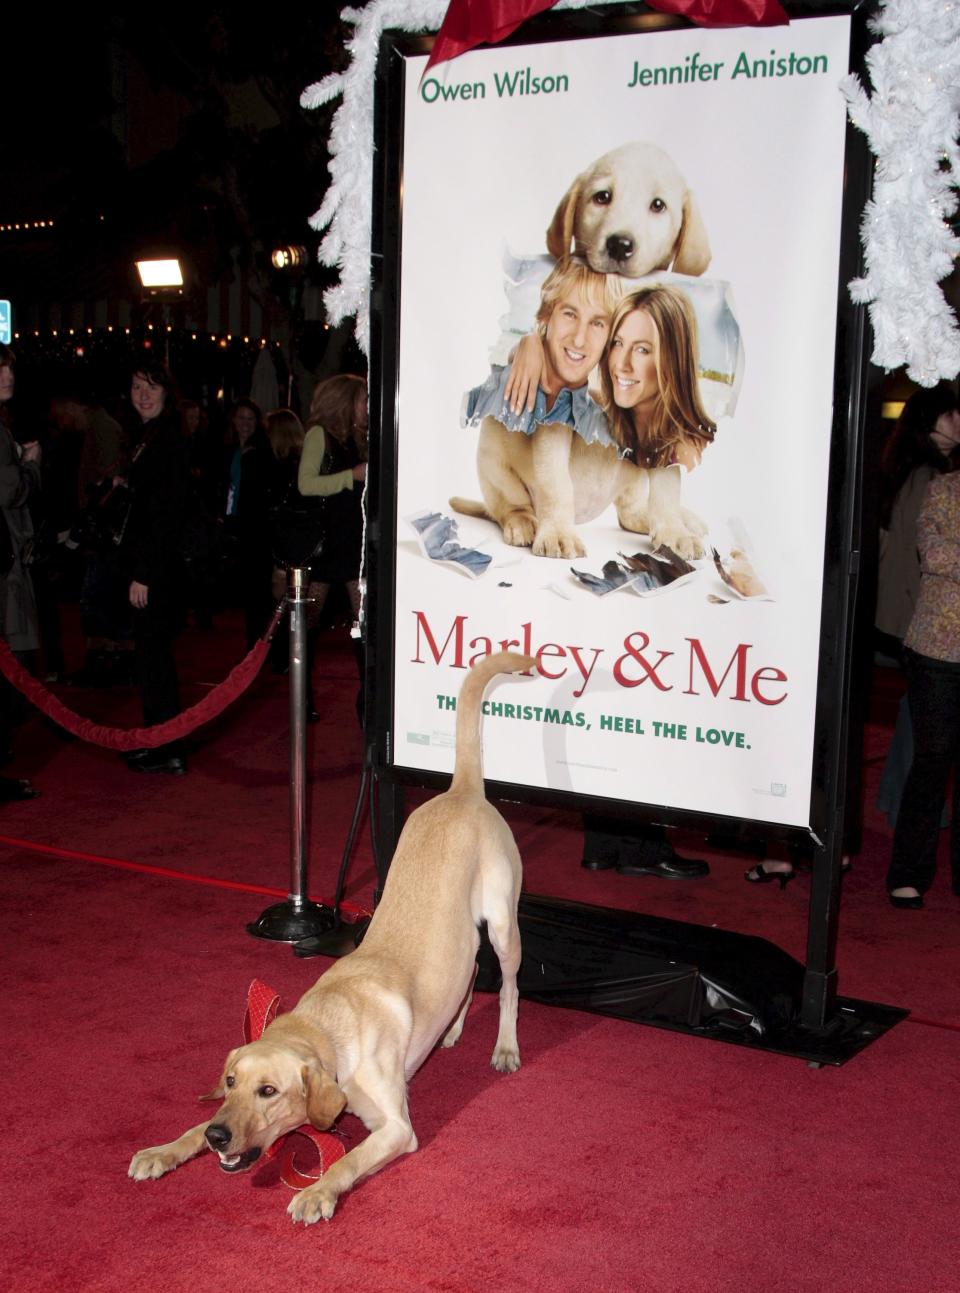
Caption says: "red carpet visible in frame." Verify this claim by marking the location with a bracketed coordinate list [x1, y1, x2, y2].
[2, 614, 959, 1291]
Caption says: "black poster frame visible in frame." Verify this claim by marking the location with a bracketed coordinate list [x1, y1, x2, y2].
[364, 1, 887, 1047]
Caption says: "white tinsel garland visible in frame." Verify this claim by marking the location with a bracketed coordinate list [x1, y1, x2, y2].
[300, 0, 622, 354]
[305, 0, 960, 382]
[842, 0, 960, 384]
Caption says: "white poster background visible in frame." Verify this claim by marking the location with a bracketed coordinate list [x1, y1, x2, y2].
[390, 15, 852, 827]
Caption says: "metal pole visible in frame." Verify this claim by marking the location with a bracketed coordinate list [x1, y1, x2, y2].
[288, 565, 308, 909]
[247, 567, 342, 945]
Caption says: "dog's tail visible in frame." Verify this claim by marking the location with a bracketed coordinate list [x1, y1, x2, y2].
[449, 496, 492, 520]
[451, 651, 537, 794]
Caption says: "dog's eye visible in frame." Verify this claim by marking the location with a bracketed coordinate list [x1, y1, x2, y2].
[591, 189, 612, 206]
[258, 1085, 277, 1098]
[650, 197, 667, 213]
[225, 1075, 235, 1089]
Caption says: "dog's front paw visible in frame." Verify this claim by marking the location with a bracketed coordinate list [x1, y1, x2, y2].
[501, 510, 536, 547]
[649, 523, 704, 561]
[288, 1182, 339, 1225]
[491, 1045, 521, 1073]
[532, 523, 585, 559]
[129, 1145, 186, 1181]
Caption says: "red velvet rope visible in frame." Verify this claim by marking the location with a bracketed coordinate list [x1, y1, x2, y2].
[0, 636, 270, 752]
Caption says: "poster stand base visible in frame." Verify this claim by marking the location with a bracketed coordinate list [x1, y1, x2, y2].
[474, 893, 906, 1066]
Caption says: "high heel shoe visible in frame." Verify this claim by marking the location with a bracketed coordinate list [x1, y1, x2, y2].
[744, 862, 794, 889]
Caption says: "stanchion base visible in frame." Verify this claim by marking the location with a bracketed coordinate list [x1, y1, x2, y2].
[247, 900, 341, 945]
[292, 917, 362, 959]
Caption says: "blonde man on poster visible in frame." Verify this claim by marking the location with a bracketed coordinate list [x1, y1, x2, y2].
[456, 255, 622, 558]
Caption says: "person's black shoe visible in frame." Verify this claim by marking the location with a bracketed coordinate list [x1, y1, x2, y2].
[128, 752, 188, 775]
[616, 854, 710, 879]
[888, 890, 923, 909]
[0, 776, 41, 801]
[580, 830, 620, 871]
[124, 747, 151, 765]
[745, 861, 795, 889]
[581, 854, 616, 871]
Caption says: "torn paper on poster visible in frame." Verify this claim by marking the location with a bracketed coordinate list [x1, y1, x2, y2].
[407, 511, 492, 578]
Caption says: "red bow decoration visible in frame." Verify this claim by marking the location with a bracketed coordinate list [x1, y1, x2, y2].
[242, 979, 346, 1187]
[425, 0, 789, 72]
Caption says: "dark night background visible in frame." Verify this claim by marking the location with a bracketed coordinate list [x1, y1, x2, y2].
[1, 9, 359, 408]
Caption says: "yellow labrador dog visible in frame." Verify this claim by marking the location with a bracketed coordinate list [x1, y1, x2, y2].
[547, 141, 711, 279]
[129, 651, 534, 1223]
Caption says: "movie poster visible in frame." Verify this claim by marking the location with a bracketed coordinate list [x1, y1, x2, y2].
[386, 14, 852, 827]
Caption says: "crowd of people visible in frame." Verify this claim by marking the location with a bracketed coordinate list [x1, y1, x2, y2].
[0, 337, 958, 910]
[0, 342, 368, 782]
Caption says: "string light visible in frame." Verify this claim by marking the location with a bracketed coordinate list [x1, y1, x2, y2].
[0, 218, 55, 233]
[6, 324, 275, 348]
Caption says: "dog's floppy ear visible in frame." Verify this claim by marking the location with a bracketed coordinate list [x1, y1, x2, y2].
[672, 191, 711, 277]
[198, 1047, 239, 1102]
[302, 1062, 347, 1130]
[546, 177, 582, 261]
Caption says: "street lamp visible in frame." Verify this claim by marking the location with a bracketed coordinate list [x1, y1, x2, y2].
[271, 245, 307, 270]
[135, 258, 184, 293]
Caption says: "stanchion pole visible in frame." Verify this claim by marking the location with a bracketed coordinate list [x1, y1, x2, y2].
[247, 566, 347, 946]
[289, 565, 309, 907]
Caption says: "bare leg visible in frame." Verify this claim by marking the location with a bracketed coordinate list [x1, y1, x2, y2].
[306, 581, 330, 631]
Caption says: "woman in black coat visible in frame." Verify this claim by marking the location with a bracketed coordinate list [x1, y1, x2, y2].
[123, 362, 191, 775]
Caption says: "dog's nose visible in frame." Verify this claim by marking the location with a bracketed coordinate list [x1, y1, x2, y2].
[205, 1123, 232, 1151]
[606, 234, 634, 264]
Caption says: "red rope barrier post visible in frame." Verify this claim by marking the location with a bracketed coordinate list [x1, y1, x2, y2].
[247, 567, 354, 952]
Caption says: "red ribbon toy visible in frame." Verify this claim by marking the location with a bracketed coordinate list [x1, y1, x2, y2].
[242, 979, 346, 1189]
